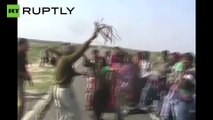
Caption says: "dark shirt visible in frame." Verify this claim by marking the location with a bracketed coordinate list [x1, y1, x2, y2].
[18, 51, 27, 74]
[49, 40, 92, 85]
[84, 56, 105, 77]
[96, 66, 110, 89]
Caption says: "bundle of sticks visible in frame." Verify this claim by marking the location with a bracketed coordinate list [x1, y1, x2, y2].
[94, 18, 121, 44]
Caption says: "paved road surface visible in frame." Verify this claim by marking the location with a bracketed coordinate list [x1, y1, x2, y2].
[24, 92, 47, 114]
[31, 48, 153, 120]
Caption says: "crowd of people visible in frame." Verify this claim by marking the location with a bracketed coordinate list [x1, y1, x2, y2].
[18, 25, 195, 120]
[82, 48, 195, 120]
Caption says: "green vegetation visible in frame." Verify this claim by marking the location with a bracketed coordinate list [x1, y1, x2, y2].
[25, 66, 54, 92]
[28, 40, 61, 62]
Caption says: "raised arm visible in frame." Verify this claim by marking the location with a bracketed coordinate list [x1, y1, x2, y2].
[63, 28, 101, 63]
[63, 39, 93, 63]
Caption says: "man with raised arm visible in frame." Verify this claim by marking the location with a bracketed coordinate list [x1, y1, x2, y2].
[47, 26, 105, 120]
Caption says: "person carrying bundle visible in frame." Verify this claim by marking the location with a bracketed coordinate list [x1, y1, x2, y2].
[47, 21, 120, 120]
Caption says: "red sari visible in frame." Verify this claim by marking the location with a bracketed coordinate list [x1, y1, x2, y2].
[84, 56, 105, 111]
[108, 63, 121, 112]
[107, 63, 137, 111]
[85, 76, 97, 110]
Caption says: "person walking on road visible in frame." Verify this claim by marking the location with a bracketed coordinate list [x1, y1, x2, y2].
[48, 24, 114, 120]
[18, 38, 33, 120]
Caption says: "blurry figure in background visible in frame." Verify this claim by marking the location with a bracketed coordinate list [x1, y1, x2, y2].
[26, 56, 32, 66]
[49, 51, 60, 67]
[47, 27, 102, 120]
[176, 74, 195, 120]
[128, 73, 159, 115]
[39, 46, 49, 67]
[154, 52, 181, 116]
[166, 55, 184, 86]
[138, 73, 159, 110]
[109, 51, 125, 120]
[104, 50, 112, 66]
[106, 47, 130, 120]
[122, 54, 139, 102]
[109, 47, 124, 110]
[135, 51, 152, 104]
[83, 49, 105, 111]
[92, 54, 134, 120]
[50, 54, 57, 66]
[124, 53, 131, 63]
[131, 52, 142, 103]
[118, 54, 140, 116]
[137, 51, 155, 109]
[92, 58, 111, 120]
[168, 52, 181, 67]
[154, 51, 170, 105]
[130, 53, 140, 104]
[18, 38, 33, 120]
[175, 53, 195, 120]
[139, 51, 152, 84]
[128, 51, 170, 114]
[49, 45, 70, 67]
[111, 47, 125, 63]
[125, 53, 140, 105]
[156, 50, 170, 79]
[160, 53, 195, 120]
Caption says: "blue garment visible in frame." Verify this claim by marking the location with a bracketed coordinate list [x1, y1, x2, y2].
[139, 83, 158, 107]
[160, 84, 179, 119]
[175, 100, 194, 120]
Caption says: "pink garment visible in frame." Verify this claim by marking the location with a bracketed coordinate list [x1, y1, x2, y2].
[111, 54, 122, 63]
[108, 63, 121, 111]
[85, 77, 97, 111]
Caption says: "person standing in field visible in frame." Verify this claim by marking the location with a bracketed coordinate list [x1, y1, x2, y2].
[47, 26, 108, 120]
[39, 46, 49, 67]
[18, 38, 33, 120]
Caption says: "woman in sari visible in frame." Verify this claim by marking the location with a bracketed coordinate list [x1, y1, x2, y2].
[93, 57, 124, 120]
[83, 49, 104, 111]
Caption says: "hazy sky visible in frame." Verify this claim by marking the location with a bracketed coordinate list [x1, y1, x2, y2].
[18, 0, 195, 53]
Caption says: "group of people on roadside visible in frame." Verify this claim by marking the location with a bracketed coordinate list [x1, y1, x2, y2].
[82, 48, 195, 120]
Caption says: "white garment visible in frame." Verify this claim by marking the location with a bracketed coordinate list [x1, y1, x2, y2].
[53, 86, 83, 120]
[40, 49, 47, 58]
[139, 60, 152, 78]
[106, 56, 111, 65]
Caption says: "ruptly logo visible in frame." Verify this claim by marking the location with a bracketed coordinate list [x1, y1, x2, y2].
[7, 4, 75, 18]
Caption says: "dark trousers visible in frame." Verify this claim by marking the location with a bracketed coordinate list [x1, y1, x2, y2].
[18, 78, 25, 120]
[44, 57, 49, 63]
[135, 78, 147, 103]
[115, 107, 124, 120]
[93, 88, 110, 120]
[50, 57, 57, 66]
